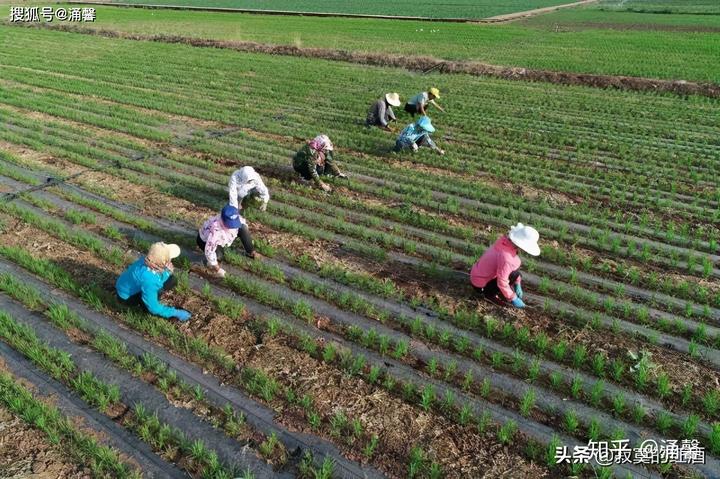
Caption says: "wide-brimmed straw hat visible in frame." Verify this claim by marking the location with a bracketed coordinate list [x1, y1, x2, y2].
[429, 87, 440, 99]
[385, 92, 401, 107]
[147, 242, 181, 265]
[508, 223, 540, 256]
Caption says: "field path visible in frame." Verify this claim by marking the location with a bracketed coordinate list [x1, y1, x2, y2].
[483, 0, 599, 22]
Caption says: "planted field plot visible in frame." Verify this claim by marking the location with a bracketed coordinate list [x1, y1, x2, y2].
[105, 0, 573, 19]
[13, 4, 720, 84]
[0, 20, 719, 479]
[598, 0, 720, 14]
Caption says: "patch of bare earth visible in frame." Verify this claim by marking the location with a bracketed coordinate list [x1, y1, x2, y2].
[248, 337, 548, 479]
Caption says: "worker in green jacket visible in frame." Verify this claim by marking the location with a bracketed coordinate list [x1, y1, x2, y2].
[293, 135, 346, 192]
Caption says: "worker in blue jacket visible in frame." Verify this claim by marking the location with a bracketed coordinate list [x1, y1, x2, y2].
[115, 242, 192, 322]
[394, 116, 445, 155]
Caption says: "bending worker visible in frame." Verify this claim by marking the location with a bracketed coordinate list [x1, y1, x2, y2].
[228, 166, 270, 212]
[197, 204, 255, 278]
[470, 223, 541, 309]
[366, 92, 401, 131]
[394, 116, 444, 155]
[116, 242, 192, 322]
[404, 87, 444, 116]
[293, 134, 346, 192]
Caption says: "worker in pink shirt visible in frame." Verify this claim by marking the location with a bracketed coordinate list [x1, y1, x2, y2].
[197, 204, 255, 278]
[470, 223, 541, 308]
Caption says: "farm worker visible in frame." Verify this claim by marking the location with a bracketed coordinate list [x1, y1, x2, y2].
[366, 92, 401, 131]
[228, 166, 270, 212]
[394, 116, 445, 155]
[404, 87, 444, 116]
[115, 242, 192, 322]
[293, 134, 347, 192]
[469, 223, 541, 309]
[197, 204, 255, 278]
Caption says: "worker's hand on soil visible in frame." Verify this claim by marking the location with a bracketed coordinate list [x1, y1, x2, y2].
[514, 283, 523, 299]
[259, 202, 267, 212]
[510, 296, 526, 309]
[321, 182, 332, 192]
[174, 309, 192, 322]
[437, 149, 445, 156]
[337, 173, 348, 179]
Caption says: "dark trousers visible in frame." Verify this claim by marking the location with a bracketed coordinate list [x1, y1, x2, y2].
[117, 275, 177, 309]
[404, 103, 420, 116]
[196, 227, 254, 258]
[295, 163, 329, 181]
[474, 270, 521, 302]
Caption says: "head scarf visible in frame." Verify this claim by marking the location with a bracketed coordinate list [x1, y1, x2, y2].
[308, 135, 333, 165]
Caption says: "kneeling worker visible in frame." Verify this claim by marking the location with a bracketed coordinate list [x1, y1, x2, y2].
[116, 242, 192, 321]
[197, 204, 255, 278]
[470, 223, 541, 309]
[366, 92, 401, 131]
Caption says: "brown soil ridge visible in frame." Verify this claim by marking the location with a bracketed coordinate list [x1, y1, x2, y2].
[9, 22, 720, 98]
[68, 0, 597, 23]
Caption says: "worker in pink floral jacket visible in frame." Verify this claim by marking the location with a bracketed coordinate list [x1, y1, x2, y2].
[197, 204, 254, 278]
[470, 223, 541, 309]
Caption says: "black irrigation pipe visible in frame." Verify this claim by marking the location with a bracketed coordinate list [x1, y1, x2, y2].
[391, 253, 720, 371]
[103, 153, 720, 350]
[347, 171, 720, 269]
[2, 170, 711, 438]
[0, 216, 384, 479]
[197, 276, 664, 479]
[0, 339, 186, 479]
[0, 293, 279, 478]
[3, 160, 719, 373]
[5, 178, 715, 473]
[244, 256, 718, 440]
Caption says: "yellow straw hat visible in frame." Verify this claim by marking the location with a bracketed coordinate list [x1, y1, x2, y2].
[429, 87, 440, 98]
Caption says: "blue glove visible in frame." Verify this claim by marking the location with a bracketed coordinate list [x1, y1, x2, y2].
[174, 309, 192, 322]
[514, 283, 523, 299]
[510, 297, 525, 309]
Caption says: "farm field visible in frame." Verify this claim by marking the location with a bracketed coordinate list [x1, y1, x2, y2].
[14, 3, 720, 84]
[0, 16, 719, 478]
[104, 0, 574, 19]
[598, 0, 720, 15]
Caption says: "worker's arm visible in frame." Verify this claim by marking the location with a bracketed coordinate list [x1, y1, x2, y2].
[496, 262, 517, 301]
[377, 101, 388, 127]
[387, 106, 396, 122]
[204, 229, 221, 267]
[419, 102, 427, 115]
[256, 178, 270, 211]
[228, 173, 240, 209]
[429, 99, 445, 112]
[140, 276, 180, 318]
[325, 151, 343, 176]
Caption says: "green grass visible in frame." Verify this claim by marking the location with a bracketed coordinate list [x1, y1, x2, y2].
[17, 4, 720, 83]
[107, 0, 571, 19]
[598, 0, 720, 15]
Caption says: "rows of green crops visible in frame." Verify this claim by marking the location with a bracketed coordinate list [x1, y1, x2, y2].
[2, 23, 720, 477]
[598, 0, 720, 14]
[14, 4, 720, 83]
[106, 0, 571, 19]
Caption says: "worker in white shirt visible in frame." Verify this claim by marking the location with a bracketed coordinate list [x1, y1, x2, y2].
[228, 166, 270, 212]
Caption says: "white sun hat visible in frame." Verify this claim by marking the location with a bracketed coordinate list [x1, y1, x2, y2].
[385, 92, 401, 107]
[508, 223, 540, 256]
